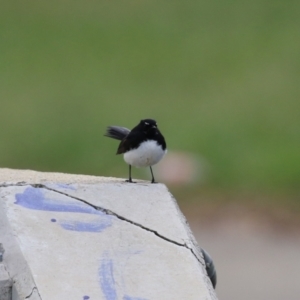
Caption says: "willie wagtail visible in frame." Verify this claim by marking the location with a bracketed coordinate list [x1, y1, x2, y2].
[104, 119, 167, 183]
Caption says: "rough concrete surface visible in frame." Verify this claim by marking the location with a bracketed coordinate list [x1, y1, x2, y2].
[0, 263, 12, 300]
[0, 168, 217, 300]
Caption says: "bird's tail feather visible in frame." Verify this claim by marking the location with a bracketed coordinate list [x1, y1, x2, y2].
[104, 126, 130, 140]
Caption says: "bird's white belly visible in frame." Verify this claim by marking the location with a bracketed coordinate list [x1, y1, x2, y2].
[123, 140, 166, 167]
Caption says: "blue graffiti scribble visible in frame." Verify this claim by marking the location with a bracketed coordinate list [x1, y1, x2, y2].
[99, 255, 117, 300]
[99, 253, 148, 300]
[123, 296, 148, 300]
[15, 187, 113, 233]
[48, 183, 76, 190]
[60, 218, 112, 232]
[15, 187, 100, 215]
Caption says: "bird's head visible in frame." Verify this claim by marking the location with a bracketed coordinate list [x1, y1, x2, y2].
[140, 119, 158, 136]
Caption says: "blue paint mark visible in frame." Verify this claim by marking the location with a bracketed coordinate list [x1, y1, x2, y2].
[48, 183, 76, 190]
[60, 218, 112, 232]
[83, 296, 90, 300]
[99, 253, 148, 300]
[15, 187, 113, 233]
[15, 187, 100, 215]
[123, 296, 148, 300]
[99, 255, 117, 300]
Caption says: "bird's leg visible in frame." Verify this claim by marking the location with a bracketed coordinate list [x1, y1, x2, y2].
[126, 165, 134, 183]
[150, 166, 157, 184]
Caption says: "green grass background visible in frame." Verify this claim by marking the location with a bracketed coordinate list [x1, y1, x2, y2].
[0, 1, 299, 197]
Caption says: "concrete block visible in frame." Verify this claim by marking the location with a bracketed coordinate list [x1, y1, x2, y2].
[0, 168, 217, 300]
[0, 263, 12, 300]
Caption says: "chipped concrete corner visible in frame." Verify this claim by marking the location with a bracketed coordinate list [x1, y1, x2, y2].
[0, 168, 218, 300]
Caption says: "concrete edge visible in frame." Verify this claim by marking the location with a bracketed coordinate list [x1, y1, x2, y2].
[0, 199, 41, 300]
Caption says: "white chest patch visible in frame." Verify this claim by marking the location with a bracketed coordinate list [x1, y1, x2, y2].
[123, 140, 166, 168]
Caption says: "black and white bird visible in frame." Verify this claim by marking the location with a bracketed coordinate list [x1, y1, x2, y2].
[104, 119, 167, 183]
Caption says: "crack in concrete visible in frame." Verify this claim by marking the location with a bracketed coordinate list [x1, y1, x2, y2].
[0, 182, 203, 266]
[37, 184, 204, 266]
[0, 182, 27, 188]
[25, 286, 37, 299]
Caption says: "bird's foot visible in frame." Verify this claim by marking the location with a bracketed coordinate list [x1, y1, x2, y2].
[126, 179, 136, 183]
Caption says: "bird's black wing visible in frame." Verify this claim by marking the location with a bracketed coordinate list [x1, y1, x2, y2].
[116, 130, 145, 154]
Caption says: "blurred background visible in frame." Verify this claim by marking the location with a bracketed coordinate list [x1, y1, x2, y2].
[1, 1, 299, 299]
